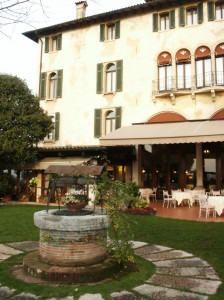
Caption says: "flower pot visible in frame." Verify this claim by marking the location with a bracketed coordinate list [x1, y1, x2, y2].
[65, 202, 87, 212]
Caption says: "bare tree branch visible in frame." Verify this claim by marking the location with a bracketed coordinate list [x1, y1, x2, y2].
[0, 0, 44, 28]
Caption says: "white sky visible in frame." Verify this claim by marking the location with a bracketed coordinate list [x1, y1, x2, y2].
[0, 0, 144, 93]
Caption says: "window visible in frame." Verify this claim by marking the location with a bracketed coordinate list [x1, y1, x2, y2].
[187, 7, 197, 25]
[157, 52, 172, 91]
[176, 49, 192, 89]
[45, 34, 62, 53]
[179, 3, 203, 26]
[195, 46, 212, 88]
[39, 70, 63, 100]
[96, 60, 123, 94]
[105, 111, 115, 134]
[45, 113, 60, 141]
[215, 43, 224, 85]
[153, 10, 175, 31]
[107, 24, 115, 40]
[106, 64, 116, 93]
[160, 13, 170, 30]
[49, 73, 57, 99]
[216, 1, 224, 19]
[94, 107, 121, 138]
[100, 21, 120, 41]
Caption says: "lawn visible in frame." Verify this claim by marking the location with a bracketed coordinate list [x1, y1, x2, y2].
[0, 204, 223, 299]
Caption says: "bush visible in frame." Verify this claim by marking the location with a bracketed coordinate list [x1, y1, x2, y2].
[125, 206, 157, 215]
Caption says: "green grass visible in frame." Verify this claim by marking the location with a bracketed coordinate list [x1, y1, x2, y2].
[0, 205, 224, 299]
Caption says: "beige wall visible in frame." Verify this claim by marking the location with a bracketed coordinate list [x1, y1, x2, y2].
[38, 1, 224, 149]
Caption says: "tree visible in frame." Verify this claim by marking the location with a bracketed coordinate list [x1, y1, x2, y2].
[0, 74, 53, 166]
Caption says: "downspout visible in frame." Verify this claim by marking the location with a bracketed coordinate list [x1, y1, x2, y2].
[38, 35, 44, 98]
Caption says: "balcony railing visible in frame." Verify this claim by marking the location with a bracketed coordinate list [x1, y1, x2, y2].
[152, 71, 224, 96]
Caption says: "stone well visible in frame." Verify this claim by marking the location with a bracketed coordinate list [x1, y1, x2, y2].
[34, 210, 108, 266]
[23, 210, 120, 283]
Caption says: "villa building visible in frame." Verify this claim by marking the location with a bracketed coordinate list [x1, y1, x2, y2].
[21, 0, 224, 200]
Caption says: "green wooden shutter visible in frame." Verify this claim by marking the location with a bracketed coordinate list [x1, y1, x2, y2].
[56, 70, 63, 98]
[115, 20, 120, 39]
[179, 7, 185, 26]
[45, 37, 49, 53]
[153, 13, 158, 32]
[57, 34, 62, 50]
[197, 2, 203, 24]
[207, 1, 214, 21]
[54, 112, 60, 141]
[169, 10, 175, 29]
[115, 107, 122, 129]
[116, 60, 123, 92]
[94, 109, 102, 138]
[96, 63, 103, 94]
[39, 72, 46, 99]
[100, 24, 105, 42]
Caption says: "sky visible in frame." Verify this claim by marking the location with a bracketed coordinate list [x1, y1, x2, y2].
[0, 0, 144, 93]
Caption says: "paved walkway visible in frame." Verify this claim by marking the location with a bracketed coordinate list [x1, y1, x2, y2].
[0, 241, 222, 300]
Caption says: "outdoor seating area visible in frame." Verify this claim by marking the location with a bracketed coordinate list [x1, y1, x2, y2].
[141, 187, 224, 221]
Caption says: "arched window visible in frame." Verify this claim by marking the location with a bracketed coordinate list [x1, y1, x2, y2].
[49, 72, 57, 99]
[106, 63, 116, 93]
[105, 110, 115, 134]
[215, 43, 224, 86]
[176, 49, 191, 89]
[195, 46, 212, 88]
[158, 52, 172, 91]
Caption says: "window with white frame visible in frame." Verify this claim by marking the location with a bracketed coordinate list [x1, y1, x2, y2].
[215, 43, 224, 85]
[96, 60, 123, 94]
[45, 113, 60, 141]
[39, 70, 63, 100]
[106, 63, 116, 93]
[216, 1, 224, 19]
[176, 49, 192, 89]
[179, 3, 203, 26]
[152, 10, 175, 31]
[195, 46, 212, 88]
[160, 13, 170, 30]
[45, 34, 62, 53]
[186, 7, 197, 25]
[158, 52, 172, 91]
[94, 107, 121, 138]
[100, 21, 120, 42]
[105, 110, 116, 134]
[107, 24, 115, 40]
[49, 72, 57, 99]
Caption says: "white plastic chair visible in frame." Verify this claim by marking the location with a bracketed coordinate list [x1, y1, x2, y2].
[163, 190, 176, 208]
[149, 187, 157, 202]
[199, 194, 216, 218]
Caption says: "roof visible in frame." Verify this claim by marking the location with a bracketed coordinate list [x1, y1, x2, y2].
[45, 164, 104, 176]
[23, 0, 198, 42]
[100, 119, 224, 146]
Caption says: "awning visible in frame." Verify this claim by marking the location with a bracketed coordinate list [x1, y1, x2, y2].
[100, 120, 224, 146]
[33, 157, 92, 170]
[45, 165, 104, 176]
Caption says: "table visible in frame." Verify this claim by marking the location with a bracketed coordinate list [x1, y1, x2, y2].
[172, 191, 193, 206]
[208, 196, 224, 216]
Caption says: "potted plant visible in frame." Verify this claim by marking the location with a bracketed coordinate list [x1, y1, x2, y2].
[38, 195, 48, 204]
[18, 194, 30, 202]
[61, 189, 89, 212]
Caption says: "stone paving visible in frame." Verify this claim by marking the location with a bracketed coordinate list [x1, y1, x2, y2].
[0, 241, 222, 300]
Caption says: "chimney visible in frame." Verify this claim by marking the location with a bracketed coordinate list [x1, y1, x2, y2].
[76, 1, 88, 19]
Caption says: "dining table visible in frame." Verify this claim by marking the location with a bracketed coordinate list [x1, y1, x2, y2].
[172, 191, 194, 207]
[208, 196, 224, 216]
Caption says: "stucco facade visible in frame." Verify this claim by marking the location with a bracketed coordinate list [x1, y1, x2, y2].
[22, 0, 224, 200]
